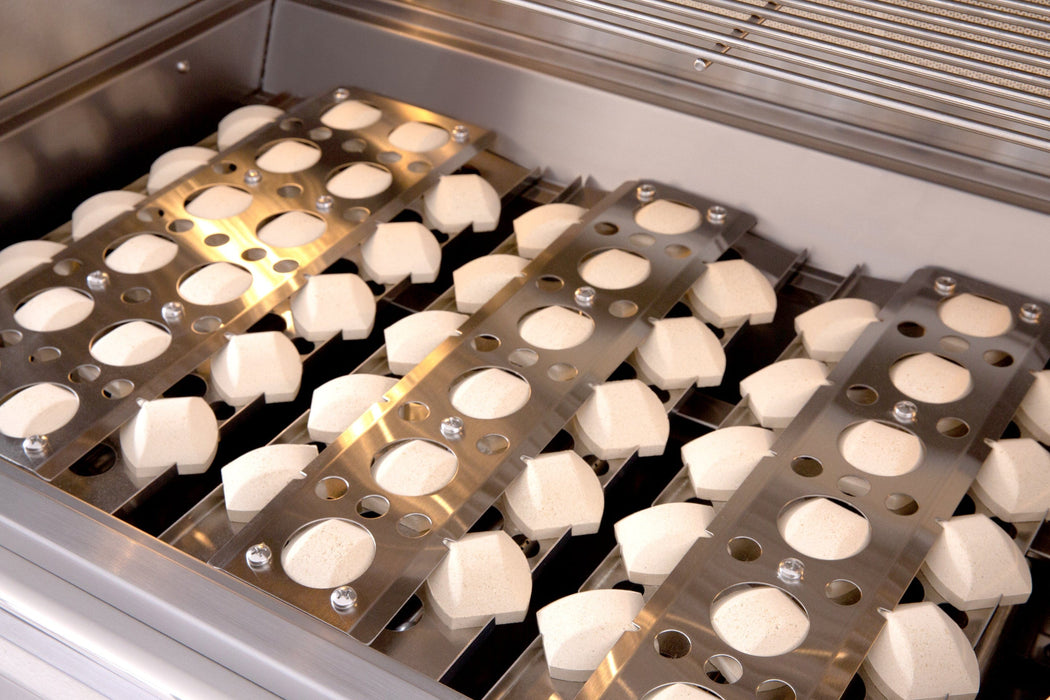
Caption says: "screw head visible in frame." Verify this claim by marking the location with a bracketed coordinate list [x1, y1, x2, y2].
[246, 543, 272, 568]
[706, 205, 728, 225]
[316, 194, 334, 212]
[22, 435, 49, 456]
[1020, 303, 1042, 324]
[243, 169, 262, 185]
[451, 125, 469, 144]
[574, 286, 597, 307]
[934, 276, 957, 296]
[333, 87, 351, 101]
[893, 400, 918, 424]
[636, 184, 656, 203]
[440, 416, 465, 440]
[161, 301, 185, 323]
[86, 270, 110, 291]
[331, 585, 358, 611]
[777, 557, 804, 583]
[175, 60, 190, 74]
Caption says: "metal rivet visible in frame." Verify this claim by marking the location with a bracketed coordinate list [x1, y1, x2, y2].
[316, 194, 334, 212]
[574, 286, 597, 307]
[1020, 302, 1042, 324]
[331, 585, 358, 611]
[333, 87, 351, 101]
[162, 301, 185, 323]
[934, 276, 957, 296]
[175, 60, 190, 74]
[86, 270, 109, 291]
[706, 205, 728, 225]
[636, 184, 656, 203]
[22, 435, 49, 456]
[246, 543, 272, 568]
[451, 125, 469, 143]
[440, 416, 464, 440]
[777, 557, 804, 583]
[893, 400, 918, 424]
[243, 169, 261, 185]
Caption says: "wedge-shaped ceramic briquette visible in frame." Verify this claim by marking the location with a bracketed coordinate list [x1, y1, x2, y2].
[794, 297, 880, 362]
[973, 438, 1050, 522]
[513, 203, 585, 258]
[281, 519, 376, 589]
[423, 174, 501, 234]
[327, 162, 393, 199]
[222, 443, 318, 522]
[634, 200, 701, 235]
[0, 241, 65, 288]
[388, 122, 449, 152]
[615, 502, 715, 585]
[518, 306, 594, 350]
[71, 190, 144, 240]
[308, 374, 397, 443]
[360, 221, 441, 285]
[449, 368, 530, 419]
[119, 397, 218, 477]
[838, 420, 924, 477]
[453, 254, 528, 313]
[371, 440, 458, 496]
[739, 358, 829, 429]
[104, 234, 178, 274]
[0, 384, 79, 439]
[633, 316, 725, 390]
[320, 100, 382, 131]
[383, 310, 467, 376]
[290, 273, 376, 341]
[686, 259, 776, 328]
[682, 425, 776, 501]
[14, 288, 94, 332]
[146, 146, 215, 194]
[1016, 370, 1050, 445]
[503, 450, 604, 540]
[711, 586, 809, 657]
[210, 331, 302, 406]
[90, 321, 171, 366]
[938, 293, 1012, 338]
[889, 352, 972, 404]
[574, 379, 669, 460]
[778, 497, 870, 560]
[216, 105, 282, 150]
[178, 262, 253, 306]
[536, 589, 644, 682]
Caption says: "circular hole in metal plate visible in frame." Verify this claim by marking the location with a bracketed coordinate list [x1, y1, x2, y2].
[398, 401, 430, 422]
[594, 221, 618, 235]
[373, 439, 457, 496]
[397, 513, 432, 538]
[377, 151, 402, 164]
[277, 184, 302, 198]
[664, 244, 691, 258]
[983, 349, 1013, 367]
[885, 492, 919, 515]
[69, 364, 101, 384]
[704, 654, 743, 684]
[449, 369, 531, 420]
[356, 494, 390, 519]
[547, 362, 577, 382]
[204, 233, 229, 247]
[518, 306, 594, 350]
[845, 384, 878, 405]
[825, 579, 862, 606]
[536, 275, 563, 292]
[838, 475, 871, 497]
[629, 233, 655, 248]
[0, 330, 23, 347]
[755, 679, 796, 700]
[137, 207, 164, 222]
[168, 219, 194, 233]
[508, 348, 539, 367]
[273, 259, 299, 273]
[343, 206, 370, 224]
[726, 536, 761, 562]
[711, 584, 809, 658]
[897, 321, 924, 338]
[101, 378, 134, 399]
[309, 126, 333, 141]
[342, 138, 367, 153]
[790, 456, 822, 477]
[279, 117, 303, 131]
[407, 160, 431, 174]
[242, 248, 267, 262]
[121, 287, 151, 304]
[476, 433, 510, 456]
[578, 248, 651, 290]
[192, 316, 222, 334]
[281, 518, 375, 588]
[653, 629, 691, 659]
[939, 335, 969, 353]
[512, 533, 540, 558]
[315, 476, 349, 501]
[778, 496, 871, 560]
[936, 416, 970, 438]
[29, 347, 61, 363]
[609, 299, 638, 318]
[213, 161, 237, 174]
[53, 259, 81, 276]
[472, 334, 500, 352]
[838, 420, 923, 477]
[585, 454, 609, 476]
[889, 352, 972, 404]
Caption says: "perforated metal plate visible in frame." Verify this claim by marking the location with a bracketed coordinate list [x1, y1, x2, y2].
[0, 87, 491, 480]
[578, 267, 1050, 699]
[212, 181, 756, 643]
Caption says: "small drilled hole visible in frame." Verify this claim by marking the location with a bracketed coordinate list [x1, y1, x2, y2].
[654, 630, 691, 659]
[314, 476, 349, 501]
[192, 316, 222, 334]
[585, 454, 609, 476]
[846, 384, 878, 405]
[664, 244, 690, 258]
[472, 334, 500, 352]
[204, 233, 229, 247]
[594, 222, 618, 235]
[277, 184, 302, 198]
[609, 300, 638, 318]
[704, 654, 743, 684]
[897, 321, 924, 338]
[984, 349, 1013, 367]
[838, 475, 871, 497]
[397, 513, 432, 538]
[508, 348, 539, 367]
[825, 579, 862, 606]
[791, 456, 822, 477]
[377, 151, 402, 164]
[399, 401, 430, 422]
[69, 364, 101, 383]
[356, 494, 390, 518]
[547, 363, 578, 382]
[343, 206, 369, 223]
[137, 207, 163, 222]
[121, 287, 151, 304]
[536, 275, 563, 292]
[168, 219, 193, 233]
[886, 492, 919, 515]
[69, 444, 117, 477]
[280, 117, 303, 131]
[0, 329, 23, 347]
[53, 259, 81, 276]
[407, 160, 430, 174]
[213, 161, 237, 174]
[29, 347, 60, 363]
[342, 138, 367, 153]
[309, 126, 332, 141]
[476, 434, 509, 455]
[512, 533, 540, 557]
[102, 378, 133, 399]
[242, 248, 267, 262]
[727, 536, 761, 562]
[273, 259, 299, 273]
[936, 417, 969, 437]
